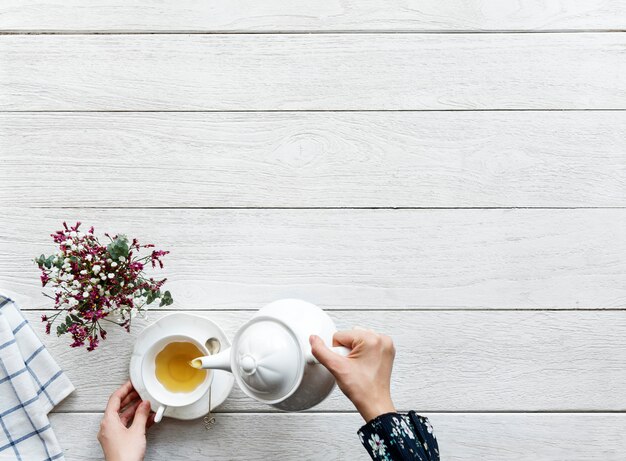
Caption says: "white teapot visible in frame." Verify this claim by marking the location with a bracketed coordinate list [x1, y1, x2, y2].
[191, 299, 349, 411]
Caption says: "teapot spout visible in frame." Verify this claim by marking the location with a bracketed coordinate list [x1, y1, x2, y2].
[190, 348, 232, 372]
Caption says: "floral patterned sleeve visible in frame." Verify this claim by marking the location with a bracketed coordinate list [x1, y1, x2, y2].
[358, 411, 439, 461]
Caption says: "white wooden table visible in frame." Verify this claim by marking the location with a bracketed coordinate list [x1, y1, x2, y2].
[1, 2, 626, 460]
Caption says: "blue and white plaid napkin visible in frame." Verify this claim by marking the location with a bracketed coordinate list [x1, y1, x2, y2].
[0, 295, 74, 461]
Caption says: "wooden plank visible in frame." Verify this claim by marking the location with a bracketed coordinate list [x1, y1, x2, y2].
[2, 111, 625, 208]
[22, 309, 626, 412]
[1, 34, 624, 111]
[1, 208, 625, 310]
[1, 1, 624, 33]
[50, 412, 626, 460]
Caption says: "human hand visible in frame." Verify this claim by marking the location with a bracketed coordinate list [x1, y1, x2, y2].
[98, 380, 155, 461]
[310, 328, 396, 422]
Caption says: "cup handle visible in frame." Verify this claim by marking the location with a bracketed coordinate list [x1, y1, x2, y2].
[154, 404, 166, 423]
[307, 344, 351, 364]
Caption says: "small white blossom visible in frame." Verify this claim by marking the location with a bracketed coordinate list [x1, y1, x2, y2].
[83, 291, 89, 298]
[92, 265, 101, 274]
[80, 270, 88, 275]
[71, 289, 79, 296]
[90, 278, 98, 284]
[119, 256, 126, 262]
[107, 258, 112, 263]
[86, 254, 93, 261]
[107, 273, 114, 279]
[111, 262, 118, 268]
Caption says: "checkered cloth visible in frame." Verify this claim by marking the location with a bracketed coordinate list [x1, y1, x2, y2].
[0, 295, 74, 461]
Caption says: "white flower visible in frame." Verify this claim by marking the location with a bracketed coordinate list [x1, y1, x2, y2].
[71, 244, 77, 250]
[92, 265, 101, 274]
[400, 417, 415, 439]
[107, 273, 114, 279]
[118, 256, 126, 262]
[105, 290, 111, 296]
[424, 419, 433, 434]
[83, 291, 89, 298]
[107, 258, 112, 263]
[128, 283, 134, 288]
[90, 278, 98, 284]
[120, 281, 124, 287]
[368, 434, 386, 457]
[71, 289, 79, 296]
[86, 254, 93, 261]
[111, 262, 118, 268]
[99, 288, 105, 295]
[80, 270, 87, 275]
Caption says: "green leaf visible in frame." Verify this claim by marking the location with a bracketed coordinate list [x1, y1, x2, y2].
[107, 235, 130, 260]
[56, 323, 68, 336]
[159, 290, 173, 307]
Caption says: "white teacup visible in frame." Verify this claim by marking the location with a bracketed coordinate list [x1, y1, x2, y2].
[141, 335, 213, 423]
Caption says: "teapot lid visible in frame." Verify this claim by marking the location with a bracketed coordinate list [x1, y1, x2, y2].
[232, 317, 303, 403]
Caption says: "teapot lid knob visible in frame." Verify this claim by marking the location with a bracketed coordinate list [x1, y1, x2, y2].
[240, 355, 256, 374]
[233, 318, 303, 402]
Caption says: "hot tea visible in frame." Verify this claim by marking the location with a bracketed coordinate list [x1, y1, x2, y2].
[155, 341, 207, 393]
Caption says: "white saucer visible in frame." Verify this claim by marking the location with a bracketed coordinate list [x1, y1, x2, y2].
[129, 313, 235, 420]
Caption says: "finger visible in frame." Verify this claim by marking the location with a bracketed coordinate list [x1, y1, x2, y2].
[119, 399, 142, 427]
[146, 412, 156, 430]
[131, 400, 151, 432]
[309, 335, 346, 374]
[120, 390, 140, 411]
[105, 380, 134, 414]
[333, 329, 371, 348]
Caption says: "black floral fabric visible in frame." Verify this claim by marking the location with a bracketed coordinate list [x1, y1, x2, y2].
[358, 412, 439, 460]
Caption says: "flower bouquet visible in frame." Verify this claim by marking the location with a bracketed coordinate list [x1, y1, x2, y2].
[35, 222, 173, 351]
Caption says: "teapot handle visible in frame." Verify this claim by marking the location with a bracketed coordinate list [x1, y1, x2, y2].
[307, 344, 351, 364]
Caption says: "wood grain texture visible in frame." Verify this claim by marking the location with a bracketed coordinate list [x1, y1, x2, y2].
[50, 412, 626, 460]
[2, 111, 625, 208]
[3, 208, 625, 310]
[26, 309, 626, 412]
[2, 34, 625, 111]
[1, 0, 624, 32]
